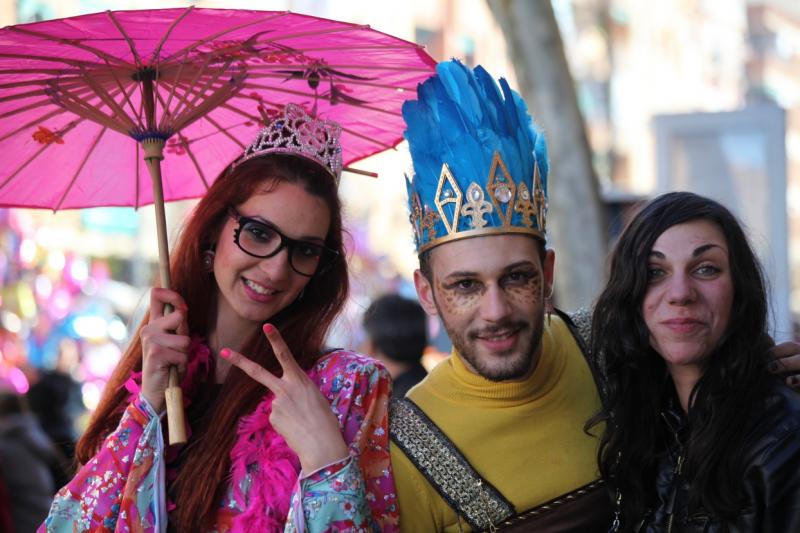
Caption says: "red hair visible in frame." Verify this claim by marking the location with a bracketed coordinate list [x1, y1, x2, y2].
[76, 155, 349, 530]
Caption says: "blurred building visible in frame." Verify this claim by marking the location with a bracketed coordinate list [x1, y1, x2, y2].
[556, 0, 800, 327]
[746, 2, 800, 317]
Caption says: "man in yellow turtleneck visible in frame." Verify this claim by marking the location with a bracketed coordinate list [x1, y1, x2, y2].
[393, 60, 611, 532]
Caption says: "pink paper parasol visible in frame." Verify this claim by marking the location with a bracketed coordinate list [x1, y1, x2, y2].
[0, 7, 435, 443]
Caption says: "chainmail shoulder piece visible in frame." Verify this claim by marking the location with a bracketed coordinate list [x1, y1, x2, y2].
[390, 397, 515, 531]
[566, 307, 592, 348]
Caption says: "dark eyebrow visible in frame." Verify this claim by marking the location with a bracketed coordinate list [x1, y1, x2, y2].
[239, 213, 325, 243]
[692, 243, 723, 257]
[443, 270, 479, 280]
[503, 261, 538, 272]
[443, 261, 537, 280]
[648, 243, 724, 259]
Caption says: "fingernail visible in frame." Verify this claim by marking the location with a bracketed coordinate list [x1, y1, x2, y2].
[789, 376, 798, 386]
[263, 323, 274, 334]
[220, 348, 231, 359]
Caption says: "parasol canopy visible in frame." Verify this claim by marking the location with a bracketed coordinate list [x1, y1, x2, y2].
[0, 6, 436, 444]
[0, 7, 436, 209]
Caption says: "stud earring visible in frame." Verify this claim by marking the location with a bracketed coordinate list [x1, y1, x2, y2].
[203, 249, 216, 272]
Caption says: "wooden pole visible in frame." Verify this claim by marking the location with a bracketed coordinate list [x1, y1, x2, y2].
[142, 137, 187, 445]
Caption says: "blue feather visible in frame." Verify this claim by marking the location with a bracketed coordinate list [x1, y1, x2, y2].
[403, 59, 549, 251]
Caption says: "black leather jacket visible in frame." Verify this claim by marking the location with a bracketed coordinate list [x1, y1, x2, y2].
[636, 385, 800, 532]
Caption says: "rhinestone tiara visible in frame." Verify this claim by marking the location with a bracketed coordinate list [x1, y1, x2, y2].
[234, 103, 343, 182]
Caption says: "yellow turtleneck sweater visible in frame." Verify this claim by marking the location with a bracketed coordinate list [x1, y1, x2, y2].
[391, 315, 603, 532]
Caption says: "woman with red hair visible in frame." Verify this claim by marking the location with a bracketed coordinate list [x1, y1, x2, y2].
[41, 105, 398, 532]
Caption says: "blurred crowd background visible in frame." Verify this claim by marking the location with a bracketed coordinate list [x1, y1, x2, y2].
[1, 0, 800, 529]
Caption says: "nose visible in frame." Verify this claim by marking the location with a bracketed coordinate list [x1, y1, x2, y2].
[479, 284, 513, 322]
[665, 271, 695, 305]
[258, 246, 292, 280]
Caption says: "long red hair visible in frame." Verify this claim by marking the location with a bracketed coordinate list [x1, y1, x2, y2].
[76, 154, 349, 530]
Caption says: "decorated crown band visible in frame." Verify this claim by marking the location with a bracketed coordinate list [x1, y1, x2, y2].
[403, 60, 549, 253]
[234, 103, 343, 182]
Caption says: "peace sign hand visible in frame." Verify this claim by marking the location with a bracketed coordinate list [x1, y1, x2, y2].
[220, 324, 350, 473]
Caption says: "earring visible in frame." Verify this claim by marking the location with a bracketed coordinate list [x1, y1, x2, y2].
[545, 285, 555, 326]
[203, 249, 215, 272]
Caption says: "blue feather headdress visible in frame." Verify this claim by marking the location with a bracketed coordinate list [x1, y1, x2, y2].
[403, 59, 549, 253]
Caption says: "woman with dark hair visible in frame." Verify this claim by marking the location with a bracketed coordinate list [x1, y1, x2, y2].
[591, 191, 800, 531]
[41, 105, 398, 532]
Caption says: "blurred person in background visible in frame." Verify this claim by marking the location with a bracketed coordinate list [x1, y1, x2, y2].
[41, 104, 397, 532]
[27, 337, 83, 488]
[25, 313, 60, 370]
[362, 294, 428, 399]
[0, 388, 61, 533]
[592, 192, 800, 531]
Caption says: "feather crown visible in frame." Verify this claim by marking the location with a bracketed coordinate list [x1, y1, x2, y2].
[403, 59, 549, 253]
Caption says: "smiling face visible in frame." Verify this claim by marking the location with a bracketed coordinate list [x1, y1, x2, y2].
[212, 179, 331, 334]
[415, 234, 554, 381]
[642, 219, 734, 376]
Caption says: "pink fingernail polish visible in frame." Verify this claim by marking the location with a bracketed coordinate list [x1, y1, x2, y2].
[263, 323, 274, 334]
[220, 348, 231, 359]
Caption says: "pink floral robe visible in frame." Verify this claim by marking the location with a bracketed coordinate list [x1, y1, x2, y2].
[41, 345, 399, 532]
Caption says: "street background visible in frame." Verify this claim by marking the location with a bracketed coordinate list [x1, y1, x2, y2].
[1, 0, 799, 434]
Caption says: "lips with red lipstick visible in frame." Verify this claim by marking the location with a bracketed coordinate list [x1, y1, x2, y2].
[241, 277, 280, 302]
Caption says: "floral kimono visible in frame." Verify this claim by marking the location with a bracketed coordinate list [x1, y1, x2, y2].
[41, 342, 399, 532]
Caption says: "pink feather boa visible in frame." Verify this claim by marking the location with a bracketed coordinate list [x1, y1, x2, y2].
[122, 338, 302, 530]
[229, 395, 301, 532]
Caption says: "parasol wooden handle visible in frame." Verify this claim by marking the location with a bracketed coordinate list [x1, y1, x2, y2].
[160, 303, 187, 445]
[165, 366, 185, 443]
[143, 138, 187, 445]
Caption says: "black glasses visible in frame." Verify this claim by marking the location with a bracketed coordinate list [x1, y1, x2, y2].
[228, 207, 338, 277]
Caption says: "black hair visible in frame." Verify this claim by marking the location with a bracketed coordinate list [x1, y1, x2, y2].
[363, 294, 427, 364]
[589, 191, 775, 525]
